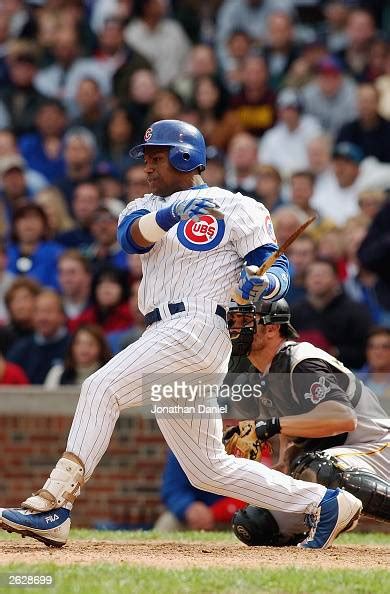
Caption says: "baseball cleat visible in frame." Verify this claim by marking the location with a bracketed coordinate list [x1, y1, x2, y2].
[298, 488, 362, 549]
[0, 507, 70, 548]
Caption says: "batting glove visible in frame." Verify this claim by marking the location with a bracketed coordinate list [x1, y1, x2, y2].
[156, 197, 223, 230]
[235, 265, 274, 302]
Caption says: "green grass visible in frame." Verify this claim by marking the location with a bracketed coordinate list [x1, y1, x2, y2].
[1, 528, 389, 545]
[0, 565, 389, 594]
[0, 531, 389, 594]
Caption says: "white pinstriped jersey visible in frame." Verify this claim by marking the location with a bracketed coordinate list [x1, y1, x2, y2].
[119, 186, 277, 315]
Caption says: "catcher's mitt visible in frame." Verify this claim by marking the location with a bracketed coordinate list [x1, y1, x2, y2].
[223, 421, 271, 462]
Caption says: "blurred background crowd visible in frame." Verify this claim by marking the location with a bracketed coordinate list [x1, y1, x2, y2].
[1, 0, 390, 530]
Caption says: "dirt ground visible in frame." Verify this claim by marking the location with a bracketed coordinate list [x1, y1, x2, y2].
[0, 540, 389, 570]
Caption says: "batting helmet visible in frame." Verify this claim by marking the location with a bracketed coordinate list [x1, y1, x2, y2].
[228, 298, 297, 356]
[129, 119, 206, 172]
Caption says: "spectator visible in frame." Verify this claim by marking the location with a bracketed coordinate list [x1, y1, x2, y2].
[119, 278, 146, 349]
[0, 278, 41, 353]
[289, 170, 337, 240]
[70, 78, 107, 145]
[228, 54, 276, 138]
[311, 141, 364, 226]
[6, 289, 70, 385]
[34, 26, 110, 109]
[225, 132, 258, 195]
[358, 327, 390, 407]
[0, 240, 15, 324]
[320, 0, 350, 53]
[291, 259, 372, 369]
[357, 187, 387, 222]
[101, 107, 137, 175]
[375, 46, 390, 119]
[0, 98, 10, 130]
[84, 203, 128, 274]
[342, 218, 381, 323]
[149, 88, 184, 124]
[56, 181, 101, 249]
[57, 250, 92, 329]
[216, 0, 293, 74]
[123, 164, 149, 203]
[6, 203, 64, 290]
[336, 8, 377, 82]
[316, 228, 346, 279]
[285, 234, 316, 305]
[272, 205, 306, 246]
[175, 43, 219, 101]
[0, 40, 45, 135]
[94, 162, 123, 201]
[263, 12, 301, 90]
[358, 194, 390, 321]
[0, 155, 34, 238]
[0, 335, 29, 386]
[202, 146, 226, 189]
[154, 449, 246, 532]
[72, 266, 133, 352]
[259, 88, 322, 177]
[253, 164, 284, 213]
[124, 0, 192, 86]
[307, 134, 335, 205]
[56, 127, 97, 208]
[0, 129, 48, 195]
[44, 324, 112, 388]
[219, 29, 252, 95]
[302, 55, 358, 136]
[125, 68, 159, 137]
[34, 187, 75, 239]
[337, 83, 390, 163]
[103, 17, 152, 103]
[18, 99, 67, 183]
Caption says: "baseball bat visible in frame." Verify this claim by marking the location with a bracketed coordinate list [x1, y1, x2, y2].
[232, 215, 317, 305]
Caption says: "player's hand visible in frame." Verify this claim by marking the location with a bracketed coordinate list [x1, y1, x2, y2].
[235, 266, 270, 302]
[184, 501, 215, 530]
[172, 197, 223, 222]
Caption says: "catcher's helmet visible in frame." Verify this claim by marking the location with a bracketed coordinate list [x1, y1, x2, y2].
[228, 298, 297, 356]
[129, 119, 206, 172]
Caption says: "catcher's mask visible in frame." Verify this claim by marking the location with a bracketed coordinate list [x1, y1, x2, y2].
[227, 298, 296, 356]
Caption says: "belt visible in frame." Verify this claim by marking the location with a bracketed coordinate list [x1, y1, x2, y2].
[144, 302, 226, 327]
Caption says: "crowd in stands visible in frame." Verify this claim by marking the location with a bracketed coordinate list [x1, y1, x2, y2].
[0, 1, 389, 391]
[1, 0, 390, 532]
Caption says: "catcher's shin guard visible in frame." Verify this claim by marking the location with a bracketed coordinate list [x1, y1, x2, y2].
[232, 506, 305, 547]
[291, 451, 390, 522]
[22, 452, 84, 513]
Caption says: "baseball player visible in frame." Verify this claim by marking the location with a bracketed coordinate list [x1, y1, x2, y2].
[0, 120, 362, 549]
[224, 298, 390, 546]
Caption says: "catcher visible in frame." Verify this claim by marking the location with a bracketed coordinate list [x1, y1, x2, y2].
[223, 298, 390, 546]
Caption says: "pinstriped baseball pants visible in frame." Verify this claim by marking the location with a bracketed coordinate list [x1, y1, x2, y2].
[67, 313, 326, 514]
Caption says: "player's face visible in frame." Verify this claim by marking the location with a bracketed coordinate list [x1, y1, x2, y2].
[143, 147, 184, 197]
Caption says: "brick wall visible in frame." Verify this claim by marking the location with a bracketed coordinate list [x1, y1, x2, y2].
[0, 388, 167, 528]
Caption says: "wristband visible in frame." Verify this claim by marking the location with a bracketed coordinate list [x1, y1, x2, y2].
[262, 273, 280, 300]
[155, 205, 179, 231]
[255, 417, 281, 440]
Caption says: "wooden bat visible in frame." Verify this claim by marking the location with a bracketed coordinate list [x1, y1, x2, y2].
[233, 215, 317, 305]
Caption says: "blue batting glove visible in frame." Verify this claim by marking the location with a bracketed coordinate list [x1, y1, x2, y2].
[236, 265, 272, 302]
[156, 197, 223, 231]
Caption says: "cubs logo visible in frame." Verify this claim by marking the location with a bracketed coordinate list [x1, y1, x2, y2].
[144, 127, 153, 141]
[304, 376, 331, 404]
[265, 215, 277, 243]
[177, 214, 225, 251]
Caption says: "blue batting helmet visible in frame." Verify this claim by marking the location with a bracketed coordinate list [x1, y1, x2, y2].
[129, 119, 206, 172]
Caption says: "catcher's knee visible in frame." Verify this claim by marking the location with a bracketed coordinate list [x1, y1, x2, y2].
[291, 451, 390, 521]
[232, 506, 303, 547]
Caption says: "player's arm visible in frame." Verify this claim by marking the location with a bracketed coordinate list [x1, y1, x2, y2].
[254, 360, 357, 441]
[231, 199, 290, 302]
[117, 197, 223, 254]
